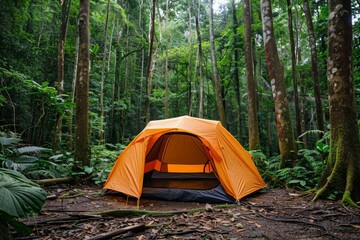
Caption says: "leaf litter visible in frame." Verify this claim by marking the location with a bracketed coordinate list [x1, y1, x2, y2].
[18, 185, 360, 240]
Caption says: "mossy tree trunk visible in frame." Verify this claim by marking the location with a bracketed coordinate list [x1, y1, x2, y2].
[74, 0, 91, 168]
[313, 0, 360, 206]
[261, 0, 297, 167]
[244, 0, 260, 150]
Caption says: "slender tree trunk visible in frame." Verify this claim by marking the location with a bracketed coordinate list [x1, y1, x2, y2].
[313, 0, 360, 206]
[187, 2, 194, 115]
[286, 0, 301, 138]
[53, 0, 71, 152]
[231, 0, 242, 141]
[74, 0, 90, 168]
[164, 0, 169, 118]
[209, 0, 226, 128]
[261, 0, 297, 167]
[294, 4, 308, 148]
[99, 0, 111, 144]
[145, 0, 156, 124]
[68, 35, 79, 150]
[195, 0, 205, 119]
[243, 0, 260, 149]
[303, 0, 325, 133]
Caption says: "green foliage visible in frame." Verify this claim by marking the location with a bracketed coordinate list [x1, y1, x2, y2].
[0, 168, 46, 237]
[89, 144, 126, 184]
[0, 132, 69, 180]
[253, 145, 325, 191]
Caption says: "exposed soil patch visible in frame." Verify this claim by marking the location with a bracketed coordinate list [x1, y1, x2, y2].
[20, 185, 360, 239]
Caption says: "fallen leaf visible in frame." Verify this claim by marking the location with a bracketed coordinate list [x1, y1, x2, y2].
[205, 203, 213, 211]
[350, 225, 360, 229]
[236, 222, 244, 228]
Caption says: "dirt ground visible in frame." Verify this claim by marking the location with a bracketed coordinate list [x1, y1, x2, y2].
[20, 184, 360, 240]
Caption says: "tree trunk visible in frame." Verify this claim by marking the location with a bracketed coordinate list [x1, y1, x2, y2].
[243, 0, 260, 150]
[286, 0, 301, 139]
[53, 0, 71, 152]
[187, 2, 194, 116]
[164, 0, 169, 118]
[230, 0, 241, 141]
[99, 0, 111, 144]
[261, 0, 297, 167]
[313, 0, 360, 206]
[294, 5, 308, 148]
[209, 0, 226, 128]
[195, 0, 205, 119]
[145, 0, 156, 124]
[303, 0, 325, 133]
[74, 0, 91, 168]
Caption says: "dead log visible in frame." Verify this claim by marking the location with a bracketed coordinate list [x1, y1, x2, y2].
[86, 223, 146, 240]
[33, 177, 72, 186]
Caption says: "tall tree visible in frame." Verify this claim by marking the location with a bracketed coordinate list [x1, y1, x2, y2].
[231, 0, 242, 141]
[195, 0, 205, 119]
[261, 0, 297, 167]
[209, 0, 226, 128]
[145, 0, 156, 124]
[303, 0, 325, 133]
[74, 0, 91, 168]
[99, 0, 111, 144]
[164, 0, 169, 118]
[286, 0, 301, 138]
[243, 0, 260, 150]
[53, 0, 71, 152]
[313, 0, 360, 206]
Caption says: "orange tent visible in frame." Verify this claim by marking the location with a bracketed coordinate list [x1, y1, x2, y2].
[104, 116, 266, 202]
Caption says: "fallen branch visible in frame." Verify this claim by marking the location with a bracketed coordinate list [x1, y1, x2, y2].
[98, 204, 233, 218]
[161, 229, 228, 237]
[25, 214, 103, 227]
[33, 177, 72, 186]
[257, 213, 328, 232]
[86, 223, 146, 240]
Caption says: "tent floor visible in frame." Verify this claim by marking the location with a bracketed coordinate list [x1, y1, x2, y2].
[143, 178, 219, 190]
[141, 171, 235, 203]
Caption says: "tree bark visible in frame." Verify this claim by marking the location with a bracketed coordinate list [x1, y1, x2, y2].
[313, 0, 360, 206]
[53, 0, 71, 152]
[164, 0, 169, 118]
[230, 0, 241, 141]
[99, 0, 111, 144]
[261, 0, 297, 167]
[286, 0, 301, 139]
[303, 0, 325, 133]
[195, 0, 205, 119]
[145, 0, 156, 124]
[243, 0, 260, 150]
[209, 0, 226, 128]
[74, 0, 91, 168]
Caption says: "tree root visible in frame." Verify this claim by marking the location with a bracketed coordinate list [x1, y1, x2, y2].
[86, 223, 146, 240]
[98, 204, 233, 218]
[257, 213, 328, 232]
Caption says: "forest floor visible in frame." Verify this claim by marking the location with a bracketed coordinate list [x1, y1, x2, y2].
[19, 184, 360, 240]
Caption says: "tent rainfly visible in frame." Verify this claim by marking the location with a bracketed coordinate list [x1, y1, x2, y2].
[104, 116, 266, 203]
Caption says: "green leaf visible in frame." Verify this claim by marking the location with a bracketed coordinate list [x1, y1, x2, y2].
[0, 211, 32, 237]
[0, 168, 46, 218]
[17, 146, 50, 154]
[84, 166, 94, 174]
[0, 137, 21, 146]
